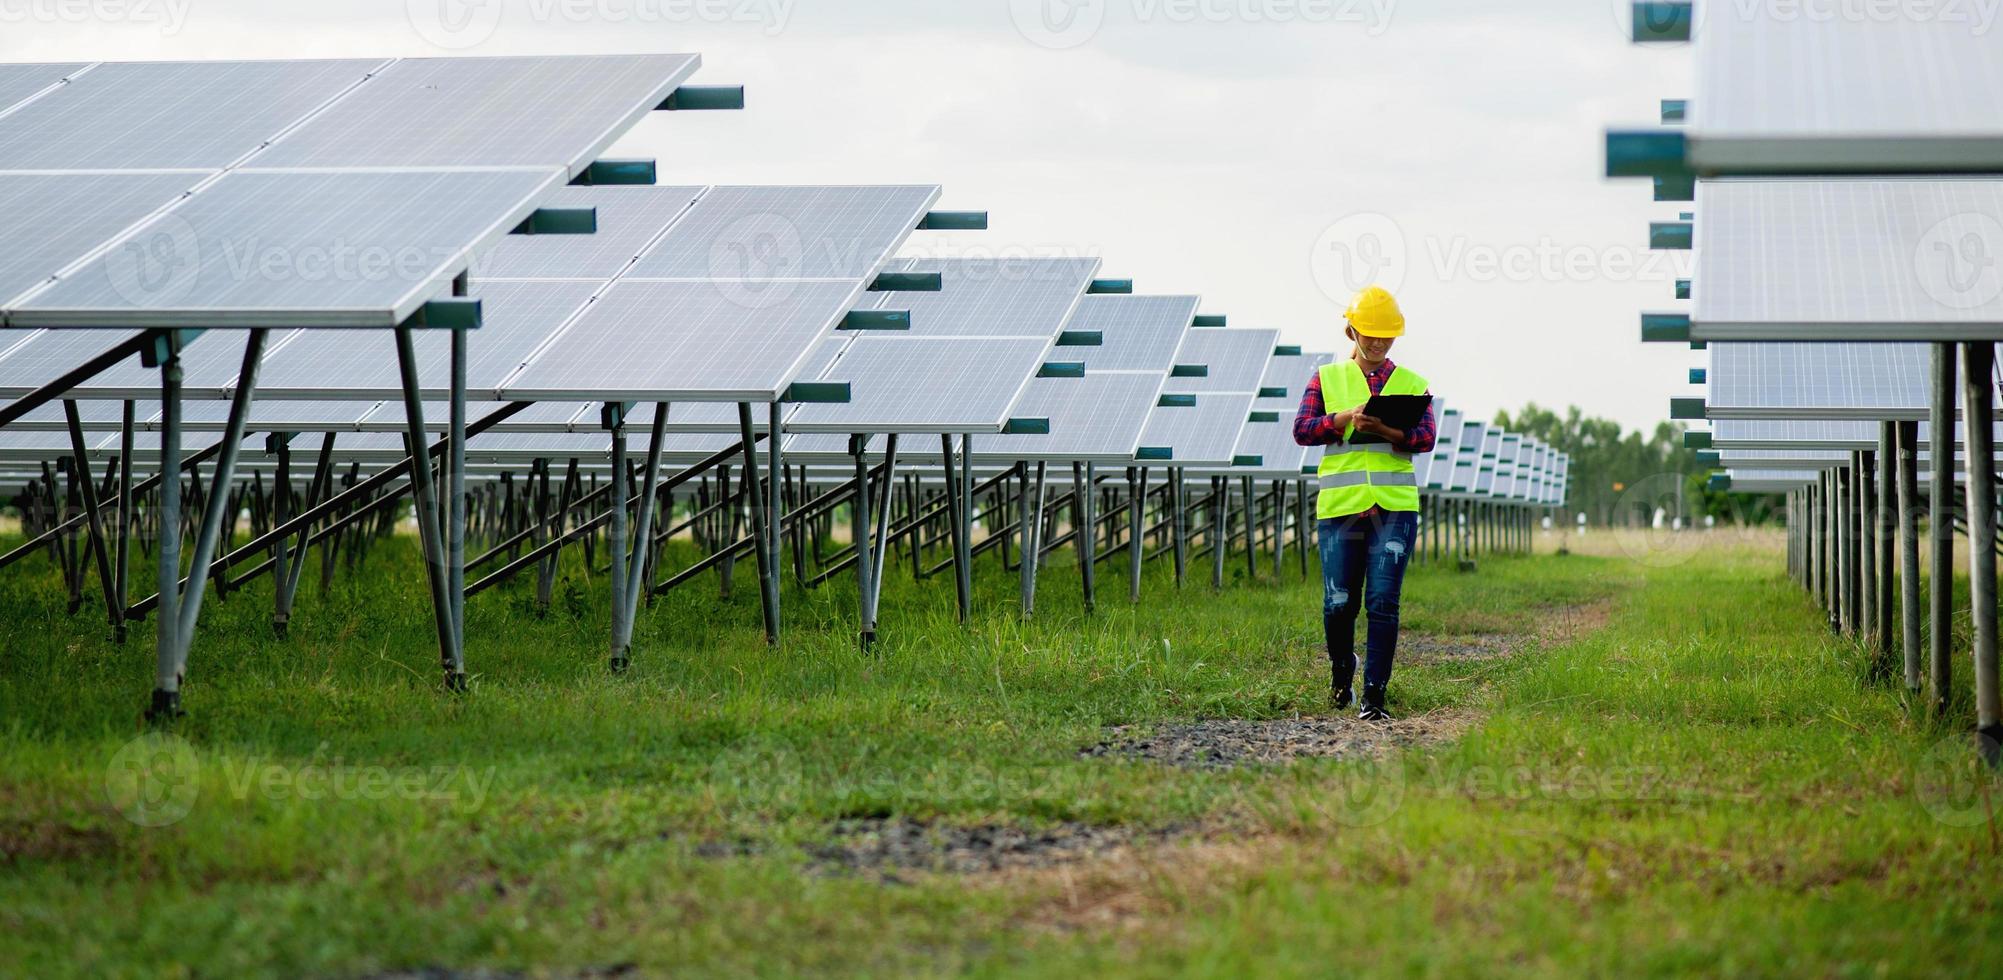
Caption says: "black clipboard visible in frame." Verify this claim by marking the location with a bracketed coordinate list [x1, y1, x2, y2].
[1358, 393, 1431, 433]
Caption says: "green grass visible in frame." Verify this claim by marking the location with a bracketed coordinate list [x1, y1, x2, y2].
[0, 527, 1998, 978]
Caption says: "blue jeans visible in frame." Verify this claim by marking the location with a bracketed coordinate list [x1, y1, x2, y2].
[1317, 509, 1417, 692]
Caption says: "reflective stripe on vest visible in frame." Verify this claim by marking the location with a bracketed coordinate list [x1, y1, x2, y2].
[1318, 470, 1419, 491]
[1315, 359, 1429, 519]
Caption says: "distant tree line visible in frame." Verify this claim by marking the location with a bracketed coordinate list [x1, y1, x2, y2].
[1494, 403, 1783, 526]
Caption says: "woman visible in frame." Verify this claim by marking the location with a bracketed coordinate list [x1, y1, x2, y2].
[1292, 285, 1436, 720]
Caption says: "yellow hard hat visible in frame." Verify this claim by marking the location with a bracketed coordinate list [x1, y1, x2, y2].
[1345, 285, 1405, 338]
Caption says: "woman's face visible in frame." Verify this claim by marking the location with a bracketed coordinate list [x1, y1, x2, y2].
[1349, 327, 1395, 362]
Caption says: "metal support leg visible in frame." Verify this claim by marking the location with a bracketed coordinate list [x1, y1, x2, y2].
[1876, 425, 1896, 674]
[1173, 468, 1189, 586]
[1211, 476, 1226, 590]
[1241, 475, 1256, 582]
[608, 417, 630, 671]
[148, 329, 268, 723]
[852, 437, 873, 647]
[270, 436, 293, 637]
[62, 399, 118, 637]
[612, 403, 670, 663]
[739, 403, 779, 644]
[1960, 341, 1999, 758]
[113, 400, 134, 644]
[1127, 466, 1144, 603]
[1074, 461, 1096, 611]
[942, 434, 970, 622]
[393, 327, 461, 684]
[1929, 342, 1956, 715]
[446, 325, 468, 689]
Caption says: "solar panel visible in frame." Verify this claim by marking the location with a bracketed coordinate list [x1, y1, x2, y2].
[625, 185, 940, 281]
[0, 173, 198, 307]
[1061, 294, 1198, 371]
[1704, 342, 1964, 419]
[856, 255, 1099, 337]
[785, 335, 1050, 433]
[1717, 448, 1848, 468]
[976, 372, 1165, 462]
[1690, 14, 2003, 172]
[1473, 428, 1503, 495]
[499, 278, 864, 401]
[1411, 396, 1450, 488]
[11, 169, 560, 329]
[1694, 179, 2003, 340]
[0, 60, 379, 171]
[1446, 420, 1486, 495]
[1229, 414, 1310, 476]
[475, 185, 703, 281]
[1160, 328, 1278, 393]
[1136, 392, 1254, 467]
[1256, 350, 1333, 410]
[253, 280, 598, 399]
[0, 329, 137, 396]
[0, 63, 84, 113]
[251, 55, 697, 175]
[1423, 407, 1465, 490]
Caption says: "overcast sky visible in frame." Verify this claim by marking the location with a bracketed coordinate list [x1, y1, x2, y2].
[1, 0, 1697, 432]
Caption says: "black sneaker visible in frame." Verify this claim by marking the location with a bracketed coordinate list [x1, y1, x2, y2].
[1358, 685, 1391, 722]
[1332, 686, 1354, 711]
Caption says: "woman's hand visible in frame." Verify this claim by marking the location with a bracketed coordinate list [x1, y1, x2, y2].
[1352, 414, 1406, 444]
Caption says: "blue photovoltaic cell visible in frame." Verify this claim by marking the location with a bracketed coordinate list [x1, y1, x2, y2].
[0, 59, 379, 170]
[500, 279, 864, 401]
[15, 169, 560, 328]
[0, 172, 197, 307]
[475, 185, 703, 281]
[253, 280, 600, 397]
[251, 54, 698, 174]
[0, 63, 84, 112]
[1061, 294, 1198, 372]
[1160, 328, 1277, 394]
[625, 185, 939, 281]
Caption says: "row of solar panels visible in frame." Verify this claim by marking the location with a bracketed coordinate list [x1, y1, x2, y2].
[0, 55, 1567, 507]
[1610, 3, 2003, 491]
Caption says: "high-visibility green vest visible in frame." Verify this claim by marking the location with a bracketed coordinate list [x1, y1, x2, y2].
[1315, 360, 1430, 519]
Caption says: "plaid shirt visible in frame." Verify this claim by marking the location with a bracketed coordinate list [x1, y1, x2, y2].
[1292, 357, 1437, 454]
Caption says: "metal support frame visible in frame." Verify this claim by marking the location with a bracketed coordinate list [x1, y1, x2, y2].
[61, 399, 118, 637]
[1928, 342, 1956, 715]
[1074, 461, 1097, 611]
[1960, 341, 1999, 758]
[850, 434, 899, 647]
[1895, 417, 1923, 693]
[1127, 466, 1145, 602]
[392, 327, 463, 690]
[1876, 425, 1896, 674]
[147, 329, 268, 723]
[739, 403, 780, 644]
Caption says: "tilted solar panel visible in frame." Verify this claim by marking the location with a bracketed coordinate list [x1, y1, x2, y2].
[0, 59, 380, 171]
[250, 55, 697, 175]
[1694, 179, 2003, 340]
[13, 169, 562, 328]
